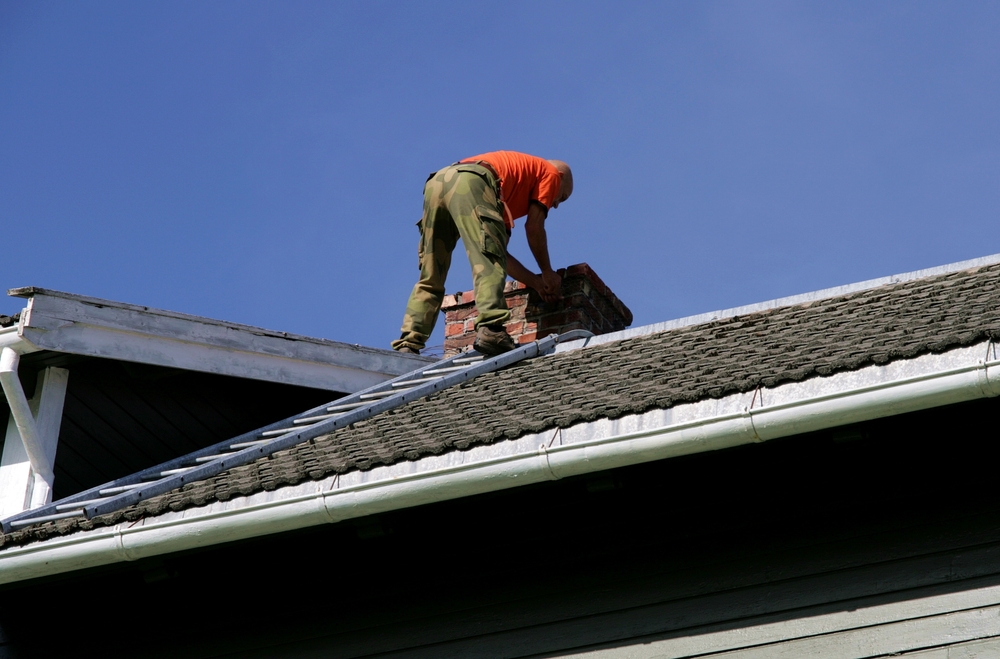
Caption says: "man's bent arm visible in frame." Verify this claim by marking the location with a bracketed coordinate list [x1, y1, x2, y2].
[524, 204, 562, 297]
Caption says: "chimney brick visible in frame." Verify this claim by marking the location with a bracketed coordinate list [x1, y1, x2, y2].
[440, 263, 633, 357]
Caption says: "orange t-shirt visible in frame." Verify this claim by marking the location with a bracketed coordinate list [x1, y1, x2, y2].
[462, 151, 562, 229]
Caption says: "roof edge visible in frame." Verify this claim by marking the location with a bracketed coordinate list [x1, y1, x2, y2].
[556, 252, 1000, 352]
[4, 341, 999, 586]
[9, 287, 429, 361]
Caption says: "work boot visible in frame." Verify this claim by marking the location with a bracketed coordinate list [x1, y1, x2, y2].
[473, 324, 515, 356]
[396, 346, 420, 355]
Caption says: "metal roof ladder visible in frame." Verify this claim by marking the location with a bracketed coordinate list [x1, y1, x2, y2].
[2, 330, 593, 533]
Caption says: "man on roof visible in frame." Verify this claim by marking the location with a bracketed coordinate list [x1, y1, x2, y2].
[392, 151, 573, 356]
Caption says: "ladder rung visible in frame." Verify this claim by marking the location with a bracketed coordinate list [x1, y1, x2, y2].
[294, 414, 335, 424]
[359, 390, 401, 401]
[195, 453, 238, 463]
[55, 497, 110, 511]
[422, 365, 469, 375]
[100, 483, 146, 495]
[9, 510, 85, 527]
[391, 375, 442, 388]
[454, 355, 484, 364]
[261, 427, 297, 438]
[159, 467, 196, 476]
[327, 401, 367, 412]
[230, 439, 269, 449]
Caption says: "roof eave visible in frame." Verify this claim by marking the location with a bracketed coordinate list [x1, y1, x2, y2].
[7, 288, 432, 392]
[3, 340, 997, 586]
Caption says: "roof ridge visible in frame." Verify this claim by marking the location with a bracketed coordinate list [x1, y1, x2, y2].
[556, 252, 1000, 352]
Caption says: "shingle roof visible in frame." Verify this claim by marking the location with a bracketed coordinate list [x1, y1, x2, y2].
[6, 263, 1000, 548]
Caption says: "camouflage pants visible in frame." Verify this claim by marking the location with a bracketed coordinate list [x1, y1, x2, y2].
[392, 164, 510, 351]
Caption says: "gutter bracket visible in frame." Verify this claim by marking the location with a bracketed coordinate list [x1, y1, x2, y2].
[977, 358, 1000, 398]
[742, 406, 763, 443]
[537, 444, 560, 481]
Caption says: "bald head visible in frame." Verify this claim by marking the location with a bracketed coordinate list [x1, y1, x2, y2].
[547, 159, 573, 208]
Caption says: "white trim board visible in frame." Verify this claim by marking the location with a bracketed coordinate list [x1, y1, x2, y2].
[7, 288, 431, 392]
[0, 367, 68, 517]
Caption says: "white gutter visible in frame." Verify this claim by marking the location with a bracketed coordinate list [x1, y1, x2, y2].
[0, 325, 31, 352]
[2, 350, 1000, 585]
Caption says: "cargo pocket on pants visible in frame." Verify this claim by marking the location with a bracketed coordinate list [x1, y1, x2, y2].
[475, 206, 507, 261]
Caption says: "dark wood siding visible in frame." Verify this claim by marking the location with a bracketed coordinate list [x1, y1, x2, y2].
[3, 397, 1000, 658]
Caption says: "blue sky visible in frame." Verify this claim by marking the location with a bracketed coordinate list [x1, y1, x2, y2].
[2, 2, 998, 351]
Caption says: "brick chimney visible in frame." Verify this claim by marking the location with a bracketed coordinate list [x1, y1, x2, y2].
[440, 263, 633, 357]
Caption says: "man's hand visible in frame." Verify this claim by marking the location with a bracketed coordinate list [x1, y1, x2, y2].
[507, 255, 561, 303]
[541, 269, 562, 299]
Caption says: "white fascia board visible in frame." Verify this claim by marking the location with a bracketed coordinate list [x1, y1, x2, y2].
[1, 341, 998, 585]
[9, 288, 431, 392]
